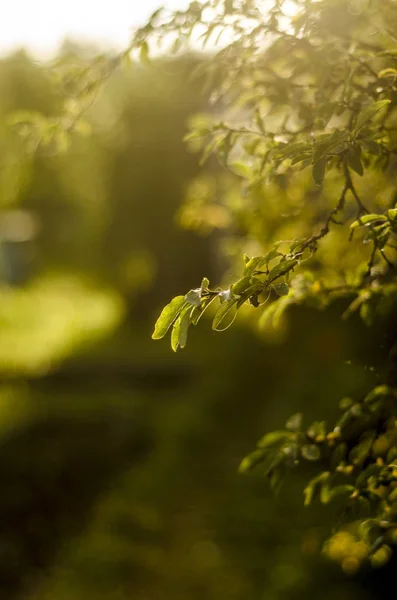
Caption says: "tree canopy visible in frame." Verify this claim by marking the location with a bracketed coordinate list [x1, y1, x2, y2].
[144, 0, 397, 572]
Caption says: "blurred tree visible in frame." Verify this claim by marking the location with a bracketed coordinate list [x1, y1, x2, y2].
[0, 407, 150, 598]
[3, 0, 397, 594]
[0, 49, 217, 318]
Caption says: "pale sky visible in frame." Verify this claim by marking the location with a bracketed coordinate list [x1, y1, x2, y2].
[0, 0, 189, 59]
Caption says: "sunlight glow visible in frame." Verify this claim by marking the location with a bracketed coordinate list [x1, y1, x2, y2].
[0, 0, 189, 59]
[281, 0, 300, 17]
[0, 0, 303, 60]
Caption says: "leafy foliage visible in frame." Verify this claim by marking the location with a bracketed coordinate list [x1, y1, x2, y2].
[4, 45, 387, 600]
[145, 0, 397, 572]
[5, 0, 397, 577]
[241, 384, 397, 571]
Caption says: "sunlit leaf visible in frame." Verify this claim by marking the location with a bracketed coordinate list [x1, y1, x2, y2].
[304, 471, 331, 506]
[212, 298, 238, 331]
[273, 282, 289, 296]
[350, 214, 387, 229]
[268, 259, 298, 282]
[257, 430, 293, 449]
[152, 296, 186, 340]
[285, 413, 302, 432]
[354, 100, 391, 134]
[301, 444, 321, 461]
[312, 158, 326, 186]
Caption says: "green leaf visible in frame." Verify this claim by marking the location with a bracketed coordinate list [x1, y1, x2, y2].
[218, 131, 234, 166]
[139, 41, 151, 64]
[290, 239, 306, 253]
[304, 471, 331, 506]
[199, 132, 229, 166]
[307, 421, 327, 439]
[238, 283, 263, 305]
[263, 244, 283, 264]
[378, 68, 397, 78]
[152, 296, 187, 339]
[230, 161, 253, 178]
[255, 109, 266, 134]
[354, 100, 391, 134]
[251, 271, 270, 283]
[330, 443, 348, 471]
[232, 275, 252, 295]
[264, 451, 286, 477]
[349, 434, 376, 466]
[183, 128, 208, 142]
[364, 385, 395, 404]
[171, 36, 183, 54]
[320, 479, 332, 504]
[301, 444, 321, 461]
[291, 152, 312, 166]
[356, 464, 382, 489]
[327, 484, 356, 502]
[171, 317, 180, 352]
[339, 397, 354, 410]
[312, 157, 327, 186]
[274, 142, 312, 160]
[257, 430, 293, 449]
[313, 130, 347, 162]
[285, 413, 302, 432]
[178, 306, 191, 349]
[350, 214, 387, 228]
[347, 144, 364, 176]
[300, 158, 312, 170]
[212, 298, 238, 331]
[387, 208, 397, 221]
[387, 447, 397, 463]
[388, 487, 397, 503]
[360, 301, 373, 327]
[269, 464, 287, 496]
[335, 403, 362, 429]
[171, 305, 192, 352]
[244, 256, 267, 275]
[268, 258, 298, 282]
[148, 6, 163, 23]
[273, 282, 289, 296]
[361, 139, 381, 155]
[238, 448, 267, 472]
[190, 294, 218, 325]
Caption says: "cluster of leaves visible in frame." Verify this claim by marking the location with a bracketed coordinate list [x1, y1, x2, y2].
[152, 242, 302, 349]
[148, 0, 397, 346]
[240, 384, 397, 571]
[146, 0, 397, 571]
[152, 202, 397, 350]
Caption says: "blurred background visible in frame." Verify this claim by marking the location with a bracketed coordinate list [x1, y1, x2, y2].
[0, 2, 394, 599]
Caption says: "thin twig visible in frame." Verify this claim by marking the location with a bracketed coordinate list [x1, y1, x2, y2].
[302, 181, 348, 252]
[380, 248, 397, 272]
[364, 243, 377, 279]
